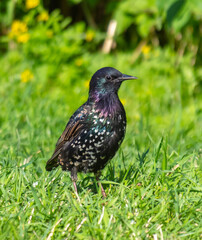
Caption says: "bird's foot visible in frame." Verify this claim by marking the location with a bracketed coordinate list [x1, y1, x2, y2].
[73, 181, 81, 204]
[98, 181, 107, 198]
[95, 172, 107, 198]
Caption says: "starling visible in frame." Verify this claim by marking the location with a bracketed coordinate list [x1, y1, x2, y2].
[46, 67, 137, 197]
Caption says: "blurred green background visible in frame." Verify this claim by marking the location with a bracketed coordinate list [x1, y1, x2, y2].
[0, 0, 201, 239]
[0, 0, 201, 154]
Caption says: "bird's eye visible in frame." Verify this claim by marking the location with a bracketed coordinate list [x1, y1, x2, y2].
[105, 75, 112, 80]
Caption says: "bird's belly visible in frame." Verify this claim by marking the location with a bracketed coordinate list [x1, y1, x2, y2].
[77, 136, 124, 172]
[78, 126, 125, 173]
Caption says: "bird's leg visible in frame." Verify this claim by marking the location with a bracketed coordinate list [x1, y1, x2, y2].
[95, 172, 107, 198]
[71, 167, 80, 202]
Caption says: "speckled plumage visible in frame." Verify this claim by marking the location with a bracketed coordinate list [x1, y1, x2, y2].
[46, 67, 137, 197]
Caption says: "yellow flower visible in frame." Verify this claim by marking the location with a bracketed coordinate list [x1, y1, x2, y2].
[17, 33, 30, 43]
[37, 11, 49, 21]
[9, 20, 30, 43]
[26, 0, 40, 10]
[85, 30, 95, 42]
[84, 80, 90, 89]
[9, 20, 28, 38]
[120, 98, 126, 105]
[21, 69, 34, 83]
[75, 58, 83, 67]
[142, 45, 151, 55]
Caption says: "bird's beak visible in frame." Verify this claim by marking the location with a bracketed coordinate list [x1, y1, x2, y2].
[117, 74, 138, 82]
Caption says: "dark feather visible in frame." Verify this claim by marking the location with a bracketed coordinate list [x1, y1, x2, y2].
[46, 104, 89, 171]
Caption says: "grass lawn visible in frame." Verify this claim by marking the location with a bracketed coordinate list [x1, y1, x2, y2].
[0, 50, 201, 239]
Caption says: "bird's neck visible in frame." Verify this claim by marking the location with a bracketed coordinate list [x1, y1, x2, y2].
[88, 91, 124, 117]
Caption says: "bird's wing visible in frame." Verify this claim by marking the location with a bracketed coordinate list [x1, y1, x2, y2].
[55, 119, 83, 153]
[46, 105, 89, 171]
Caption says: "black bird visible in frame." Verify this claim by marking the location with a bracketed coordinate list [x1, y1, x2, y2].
[46, 67, 137, 197]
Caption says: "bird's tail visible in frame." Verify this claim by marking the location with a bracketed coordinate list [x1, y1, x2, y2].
[46, 156, 59, 171]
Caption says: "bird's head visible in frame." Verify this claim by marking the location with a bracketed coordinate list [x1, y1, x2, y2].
[89, 67, 137, 100]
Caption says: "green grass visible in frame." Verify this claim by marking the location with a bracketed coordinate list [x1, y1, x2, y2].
[0, 49, 201, 239]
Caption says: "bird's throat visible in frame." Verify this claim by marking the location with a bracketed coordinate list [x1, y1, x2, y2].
[90, 91, 123, 118]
